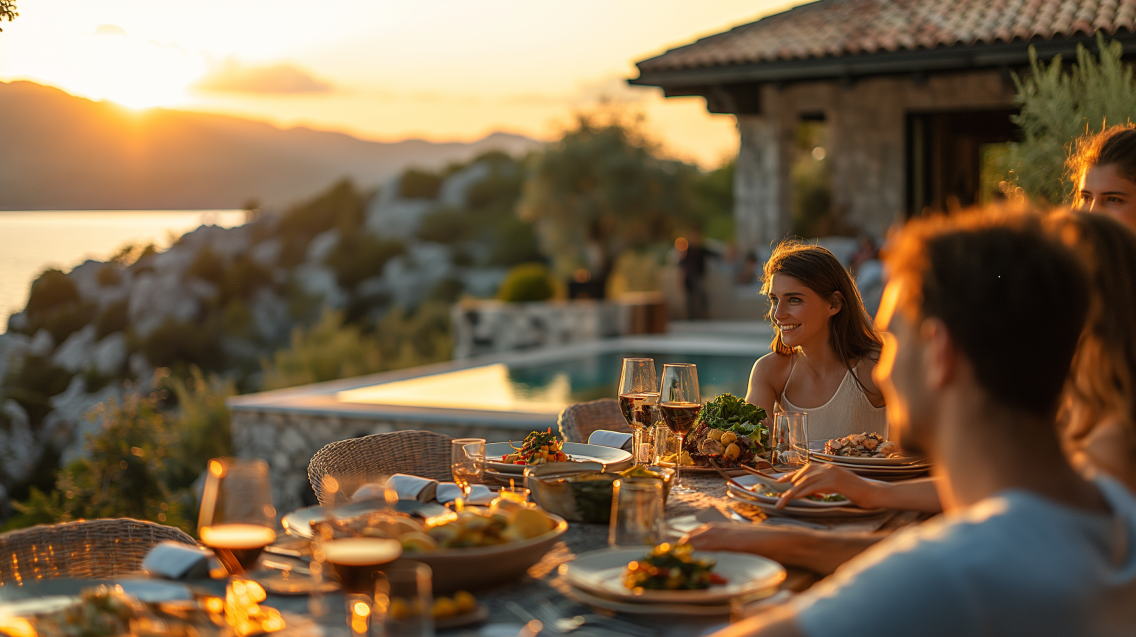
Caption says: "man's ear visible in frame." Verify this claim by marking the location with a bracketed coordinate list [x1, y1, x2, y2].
[828, 291, 844, 317]
[920, 317, 955, 389]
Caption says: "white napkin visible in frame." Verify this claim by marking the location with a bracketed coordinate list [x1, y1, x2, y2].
[360, 475, 437, 503]
[142, 541, 220, 580]
[588, 430, 634, 450]
[435, 483, 495, 505]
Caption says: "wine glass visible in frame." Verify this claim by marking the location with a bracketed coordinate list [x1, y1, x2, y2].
[618, 358, 659, 466]
[451, 439, 486, 501]
[198, 457, 278, 575]
[658, 363, 701, 494]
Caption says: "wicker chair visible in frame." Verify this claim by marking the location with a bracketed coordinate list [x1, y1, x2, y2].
[307, 430, 454, 507]
[0, 518, 197, 585]
[558, 398, 632, 443]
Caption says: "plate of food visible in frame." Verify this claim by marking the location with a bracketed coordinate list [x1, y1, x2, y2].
[808, 433, 927, 466]
[727, 473, 852, 509]
[282, 500, 448, 539]
[657, 394, 769, 474]
[726, 488, 887, 519]
[562, 544, 784, 605]
[487, 430, 632, 474]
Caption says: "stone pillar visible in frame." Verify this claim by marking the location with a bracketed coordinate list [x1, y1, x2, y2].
[734, 115, 783, 260]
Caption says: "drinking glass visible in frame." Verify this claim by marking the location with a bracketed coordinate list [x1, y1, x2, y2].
[608, 479, 665, 548]
[772, 412, 809, 470]
[451, 438, 486, 501]
[375, 561, 435, 637]
[198, 457, 277, 575]
[321, 537, 402, 595]
[658, 363, 701, 494]
[618, 358, 660, 466]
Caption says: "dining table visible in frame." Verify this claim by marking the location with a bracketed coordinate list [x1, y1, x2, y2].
[0, 472, 929, 637]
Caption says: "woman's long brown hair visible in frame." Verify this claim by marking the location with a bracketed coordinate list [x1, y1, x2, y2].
[1048, 212, 1136, 458]
[760, 239, 883, 396]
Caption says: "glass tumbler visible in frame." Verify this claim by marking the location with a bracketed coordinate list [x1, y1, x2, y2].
[772, 412, 809, 470]
[608, 479, 665, 548]
[375, 561, 434, 637]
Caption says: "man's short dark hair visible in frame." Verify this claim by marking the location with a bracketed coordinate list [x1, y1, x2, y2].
[885, 207, 1089, 419]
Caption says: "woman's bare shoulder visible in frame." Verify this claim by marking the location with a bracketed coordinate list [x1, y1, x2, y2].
[750, 352, 793, 387]
[854, 355, 886, 406]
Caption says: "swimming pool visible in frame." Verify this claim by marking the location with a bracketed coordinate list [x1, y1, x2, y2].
[337, 350, 758, 414]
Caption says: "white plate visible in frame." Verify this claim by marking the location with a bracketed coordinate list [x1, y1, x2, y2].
[809, 457, 932, 477]
[562, 548, 784, 605]
[808, 441, 926, 466]
[115, 579, 193, 602]
[565, 583, 758, 616]
[726, 489, 887, 519]
[0, 596, 78, 616]
[281, 500, 448, 538]
[486, 442, 632, 474]
[727, 474, 851, 508]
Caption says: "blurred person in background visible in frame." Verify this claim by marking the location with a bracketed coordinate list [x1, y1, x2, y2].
[1072, 124, 1136, 231]
[746, 241, 887, 441]
[677, 228, 718, 319]
[704, 207, 1136, 637]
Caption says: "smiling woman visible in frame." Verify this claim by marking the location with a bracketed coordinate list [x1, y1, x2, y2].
[745, 240, 887, 441]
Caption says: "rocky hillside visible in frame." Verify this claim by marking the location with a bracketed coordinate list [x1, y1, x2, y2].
[0, 150, 543, 510]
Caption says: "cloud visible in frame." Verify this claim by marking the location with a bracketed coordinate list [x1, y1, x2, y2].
[193, 59, 333, 94]
[93, 24, 128, 37]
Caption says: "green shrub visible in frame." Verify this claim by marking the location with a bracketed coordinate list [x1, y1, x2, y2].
[186, 245, 225, 284]
[160, 367, 236, 492]
[497, 263, 554, 302]
[29, 301, 98, 345]
[95, 299, 129, 339]
[430, 277, 464, 303]
[96, 264, 121, 287]
[324, 232, 406, 290]
[277, 180, 368, 264]
[1009, 34, 1136, 203]
[25, 269, 79, 317]
[3, 354, 74, 426]
[137, 317, 225, 373]
[416, 207, 471, 245]
[221, 254, 273, 302]
[376, 301, 453, 369]
[260, 310, 385, 390]
[489, 218, 544, 267]
[399, 168, 443, 199]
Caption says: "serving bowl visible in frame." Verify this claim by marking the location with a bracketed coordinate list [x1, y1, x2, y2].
[525, 463, 674, 524]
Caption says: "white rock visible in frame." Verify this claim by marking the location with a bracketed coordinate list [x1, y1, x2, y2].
[53, 324, 97, 373]
[306, 229, 340, 264]
[6, 311, 28, 333]
[69, 260, 106, 302]
[249, 290, 290, 345]
[129, 352, 150, 381]
[29, 329, 54, 357]
[293, 264, 348, 309]
[128, 272, 203, 338]
[53, 377, 122, 466]
[381, 242, 454, 308]
[461, 267, 508, 298]
[364, 176, 437, 240]
[91, 332, 127, 377]
[438, 162, 492, 209]
[0, 331, 32, 381]
[250, 238, 282, 268]
[0, 400, 35, 484]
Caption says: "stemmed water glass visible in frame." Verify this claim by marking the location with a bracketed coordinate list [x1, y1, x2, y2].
[198, 457, 278, 575]
[451, 439, 486, 502]
[618, 358, 659, 466]
[658, 363, 701, 494]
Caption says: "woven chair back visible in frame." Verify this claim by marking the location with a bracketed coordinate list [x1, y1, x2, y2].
[307, 430, 454, 506]
[557, 398, 632, 443]
[0, 518, 197, 584]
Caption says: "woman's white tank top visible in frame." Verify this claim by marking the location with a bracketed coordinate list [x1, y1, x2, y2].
[774, 357, 888, 442]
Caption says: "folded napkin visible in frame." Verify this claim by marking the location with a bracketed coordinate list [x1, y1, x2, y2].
[355, 475, 437, 503]
[356, 474, 493, 505]
[588, 430, 634, 450]
[435, 483, 495, 505]
[142, 541, 222, 580]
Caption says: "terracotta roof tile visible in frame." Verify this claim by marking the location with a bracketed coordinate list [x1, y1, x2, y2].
[637, 0, 1134, 74]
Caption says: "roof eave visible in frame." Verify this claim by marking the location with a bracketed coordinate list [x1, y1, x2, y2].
[629, 33, 1136, 90]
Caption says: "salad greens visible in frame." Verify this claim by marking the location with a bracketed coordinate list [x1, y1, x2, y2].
[694, 393, 768, 453]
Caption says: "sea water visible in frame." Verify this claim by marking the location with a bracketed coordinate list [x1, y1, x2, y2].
[0, 210, 244, 333]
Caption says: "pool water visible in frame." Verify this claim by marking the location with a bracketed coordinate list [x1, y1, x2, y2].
[337, 351, 757, 414]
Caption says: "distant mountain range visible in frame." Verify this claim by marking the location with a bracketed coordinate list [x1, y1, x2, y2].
[0, 81, 543, 210]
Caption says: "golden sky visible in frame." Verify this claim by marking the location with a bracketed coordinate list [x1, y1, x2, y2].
[0, 1, 797, 167]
